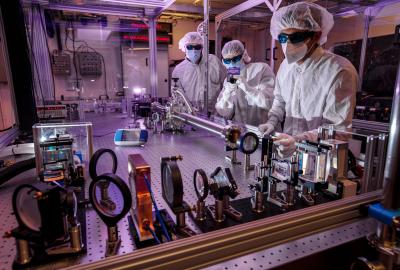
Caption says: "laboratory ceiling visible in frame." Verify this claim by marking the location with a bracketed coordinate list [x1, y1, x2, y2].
[173, 0, 382, 11]
[167, 0, 386, 23]
[47, 0, 384, 12]
[38, 0, 397, 24]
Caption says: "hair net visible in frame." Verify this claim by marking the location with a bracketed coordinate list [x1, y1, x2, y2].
[270, 2, 334, 45]
[221, 40, 251, 63]
[178, 32, 204, 53]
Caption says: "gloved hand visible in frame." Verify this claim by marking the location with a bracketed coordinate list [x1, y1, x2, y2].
[223, 81, 237, 97]
[274, 133, 296, 159]
[258, 123, 275, 136]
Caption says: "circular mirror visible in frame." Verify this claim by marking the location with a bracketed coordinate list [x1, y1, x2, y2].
[14, 186, 41, 232]
[213, 171, 230, 188]
[239, 132, 259, 155]
[89, 149, 117, 180]
[194, 169, 209, 201]
[89, 173, 131, 226]
[152, 112, 160, 122]
[162, 165, 174, 205]
[161, 161, 183, 209]
[93, 181, 124, 217]
[227, 128, 241, 144]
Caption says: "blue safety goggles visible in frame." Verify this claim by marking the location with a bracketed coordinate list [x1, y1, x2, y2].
[278, 31, 315, 44]
[186, 44, 203, 50]
[222, 54, 243, 65]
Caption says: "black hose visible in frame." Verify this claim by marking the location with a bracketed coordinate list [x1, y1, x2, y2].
[0, 157, 36, 186]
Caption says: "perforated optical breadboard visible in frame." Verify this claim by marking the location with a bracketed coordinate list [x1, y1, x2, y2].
[0, 113, 377, 270]
[204, 218, 377, 270]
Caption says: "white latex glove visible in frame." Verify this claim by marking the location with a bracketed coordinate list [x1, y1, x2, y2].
[274, 133, 296, 159]
[215, 81, 237, 118]
[258, 123, 275, 136]
[223, 81, 238, 97]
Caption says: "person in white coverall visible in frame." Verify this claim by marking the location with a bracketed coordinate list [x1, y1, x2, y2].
[258, 2, 358, 158]
[172, 32, 227, 112]
[215, 40, 275, 126]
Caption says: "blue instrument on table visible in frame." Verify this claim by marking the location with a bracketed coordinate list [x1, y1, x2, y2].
[114, 129, 148, 146]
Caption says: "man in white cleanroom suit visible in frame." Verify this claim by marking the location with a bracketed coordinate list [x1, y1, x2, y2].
[215, 40, 275, 126]
[258, 2, 358, 158]
[172, 32, 226, 112]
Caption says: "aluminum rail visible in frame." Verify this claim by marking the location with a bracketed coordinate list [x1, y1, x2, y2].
[148, 18, 158, 98]
[172, 112, 226, 137]
[65, 191, 381, 270]
[172, 112, 264, 142]
[382, 55, 400, 210]
[203, 0, 209, 115]
[352, 119, 389, 133]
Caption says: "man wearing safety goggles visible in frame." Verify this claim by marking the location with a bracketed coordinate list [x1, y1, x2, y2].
[258, 1, 358, 159]
[172, 32, 226, 112]
[215, 40, 275, 126]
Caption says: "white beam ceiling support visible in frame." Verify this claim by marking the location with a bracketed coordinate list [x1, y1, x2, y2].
[264, 0, 274, 12]
[215, 0, 266, 58]
[215, 0, 281, 61]
[44, 0, 176, 17]
[148, 18, 159, 98]
[166, 3, 225, 16]
[167, 3, 203, 14]
[44, 3, 144, 17]
[154, 0, 176, 17]
[100, 0, 174, 8]
[203, 0, 210, 115]
[215, 0, 265, 31]
[267, 0, 282, 70]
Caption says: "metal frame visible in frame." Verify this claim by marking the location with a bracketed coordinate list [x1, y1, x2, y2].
[215, 0, 281, 67]
[24, 0, 177, 99]
[376, 133, 389, 189]
[100, 0, 175, 9]
[32, 122, 93, 175]
[148, 18, 158, 98]
[216, 0, 397, 76]
[382, 54, 400, 210]
[317, 125, 388, 195]
[360, 133, 389, 193]
[0, 6, 18, 132]
[357, 7, 372, 93]
[37, 3, 145, 18]
[362, 135, 378, 193]
[203, 0, 209, 114]
[352, 119, 389, 133]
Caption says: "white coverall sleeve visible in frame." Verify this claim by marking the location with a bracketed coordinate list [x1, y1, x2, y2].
[237, 65, 275, 109]
[215, 80, 236, 119]
[209, 55, 228, 111]
[265, 70, 285, 129]
[295, 68, 358, 142]
[171, 64, 184, 90]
